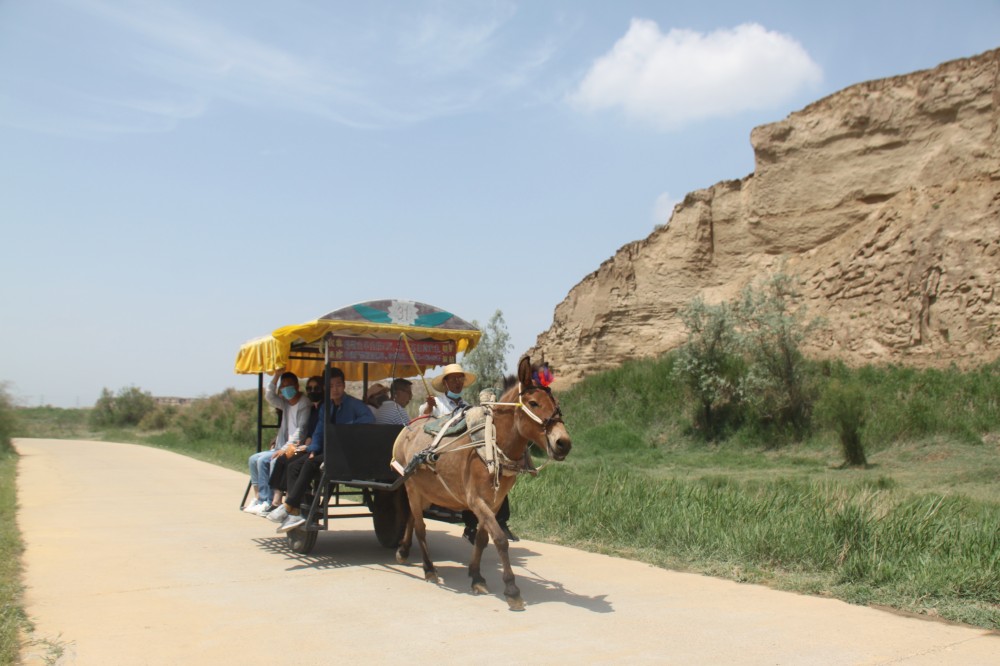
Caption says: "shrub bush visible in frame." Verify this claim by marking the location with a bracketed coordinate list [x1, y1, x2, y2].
[816, 377, 868, 466]
[90, 386, 155, 427]
[138, 404, 178, 431]
[171, 389, 259, 447]
[0, 384, 16, 453]
[675, 274, 820, 444]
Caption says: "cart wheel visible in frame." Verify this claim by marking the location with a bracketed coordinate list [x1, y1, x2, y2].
[286, 527, 318, 554]
[372, 488, 408, 548]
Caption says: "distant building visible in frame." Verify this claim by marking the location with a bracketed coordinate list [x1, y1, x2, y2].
[153, 396, 197, 407]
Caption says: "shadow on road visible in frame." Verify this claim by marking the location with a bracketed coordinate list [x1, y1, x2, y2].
[251, 531, 613, 613]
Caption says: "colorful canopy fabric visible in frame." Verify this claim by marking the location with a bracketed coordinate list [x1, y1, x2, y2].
[234, 300, 481, 381]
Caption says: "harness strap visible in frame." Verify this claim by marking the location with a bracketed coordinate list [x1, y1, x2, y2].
[424, 408, 468, 459]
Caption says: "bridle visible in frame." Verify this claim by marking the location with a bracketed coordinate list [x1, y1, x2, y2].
[492, 383, 564, 432]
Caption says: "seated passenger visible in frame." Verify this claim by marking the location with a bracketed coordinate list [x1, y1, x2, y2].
[375, 378, 413, 426]
[244, 369, 311, 515]
[261, 375, 323, 516]
[365, 383, 389, 415]
[269, 366, 374, 532]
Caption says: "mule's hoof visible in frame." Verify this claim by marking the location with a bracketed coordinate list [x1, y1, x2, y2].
[395, 548, 408, 564]
[471, 581, 489, 595]
[506, 595, 526, 611]
[424, 571, 440, 583]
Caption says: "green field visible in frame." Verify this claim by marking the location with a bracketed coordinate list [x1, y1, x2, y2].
[8, 357, 1000, 633]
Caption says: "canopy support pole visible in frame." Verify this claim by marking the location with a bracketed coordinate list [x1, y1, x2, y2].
[256, 373, 263, 453]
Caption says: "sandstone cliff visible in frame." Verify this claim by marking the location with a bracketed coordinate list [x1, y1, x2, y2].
[531, 48, 1000, 386]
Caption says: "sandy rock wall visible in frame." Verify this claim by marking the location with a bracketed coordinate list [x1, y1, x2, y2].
[531, 49, 1000, 386]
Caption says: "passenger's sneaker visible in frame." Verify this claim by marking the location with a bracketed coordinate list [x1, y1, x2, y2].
[266, 504, 288, 523]
[277, 514, 306, 533]
[463, 524, 477, 544]
[499, 522, 519, 542]
[243, 500, 263, 513]
[252, 502, 274, 516]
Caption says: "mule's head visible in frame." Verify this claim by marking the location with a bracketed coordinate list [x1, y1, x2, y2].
[513, 356, 572, 461]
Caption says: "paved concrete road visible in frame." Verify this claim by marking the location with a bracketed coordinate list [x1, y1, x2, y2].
[15, 438, 1000, 665]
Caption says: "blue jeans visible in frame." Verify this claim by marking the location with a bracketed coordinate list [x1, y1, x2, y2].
[248, 450, 274, 504]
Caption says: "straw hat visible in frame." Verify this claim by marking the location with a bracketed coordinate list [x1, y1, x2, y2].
[366, 383, 389, 401]
[431, 363, 477, 392]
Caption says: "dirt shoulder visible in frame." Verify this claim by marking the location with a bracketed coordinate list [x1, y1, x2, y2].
[15, 438, 1000, 665]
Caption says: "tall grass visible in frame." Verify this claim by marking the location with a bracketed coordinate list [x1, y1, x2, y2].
[512, 356, 1000, 628]
[843, 361, 1000, 447]
[513, 464, 1000, 627]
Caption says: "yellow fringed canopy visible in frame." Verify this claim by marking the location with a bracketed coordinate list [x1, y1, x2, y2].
[234, 300, 481, 382]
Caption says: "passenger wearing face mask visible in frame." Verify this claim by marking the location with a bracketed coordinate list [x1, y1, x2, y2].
[259, 376, 324, 517]
[243, 369, 312, 516]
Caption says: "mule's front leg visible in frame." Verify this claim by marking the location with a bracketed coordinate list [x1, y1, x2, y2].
[489, 517, 524, 611]
[469, 500, 523, 610]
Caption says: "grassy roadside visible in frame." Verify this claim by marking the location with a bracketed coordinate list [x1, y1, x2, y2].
[0, 447, 26, 665]
[0, 386, 27, 665]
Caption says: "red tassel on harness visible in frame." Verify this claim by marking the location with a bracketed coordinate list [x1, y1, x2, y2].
[533, 364, 554, 388]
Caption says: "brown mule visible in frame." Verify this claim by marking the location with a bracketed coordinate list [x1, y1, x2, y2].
[392, 356, 572, 610]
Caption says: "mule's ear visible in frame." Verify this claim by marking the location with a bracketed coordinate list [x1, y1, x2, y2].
[517, 356, 532, 387]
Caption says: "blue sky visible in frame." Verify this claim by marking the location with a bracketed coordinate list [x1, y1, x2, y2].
[1, 0, 997, 407]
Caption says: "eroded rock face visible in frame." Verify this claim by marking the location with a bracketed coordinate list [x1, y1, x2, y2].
[530, 48, 1000, 386]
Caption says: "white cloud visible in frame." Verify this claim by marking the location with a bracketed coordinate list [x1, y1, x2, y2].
[570, 20, 822, 130]
[652, 192, 679, 227]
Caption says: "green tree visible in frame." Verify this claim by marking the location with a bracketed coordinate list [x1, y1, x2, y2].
[734, 273, 819, 440]
[90, 385, 156, 427]
[463, 309, 513, 402]
[675, 298, 745, 439]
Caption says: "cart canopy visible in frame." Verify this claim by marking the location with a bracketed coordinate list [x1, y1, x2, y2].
[234, 299, 481, 382]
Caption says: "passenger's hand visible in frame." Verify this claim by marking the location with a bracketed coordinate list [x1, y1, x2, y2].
[270, 449, 281, 460]
[308, 452, 315, 460]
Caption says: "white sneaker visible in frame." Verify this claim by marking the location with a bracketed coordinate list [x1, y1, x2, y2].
[267, 505, 289, 523]
[243, 501, 262, 513]
[277, 514, 306, 533]
[253, 503, 275, 516]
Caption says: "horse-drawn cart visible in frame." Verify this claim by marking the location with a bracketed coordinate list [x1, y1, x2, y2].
[234, 300, 481, 554]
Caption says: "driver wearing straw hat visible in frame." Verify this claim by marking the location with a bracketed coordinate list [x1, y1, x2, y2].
[420, 362, 519, 543]
[422, 363, 477, 417]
